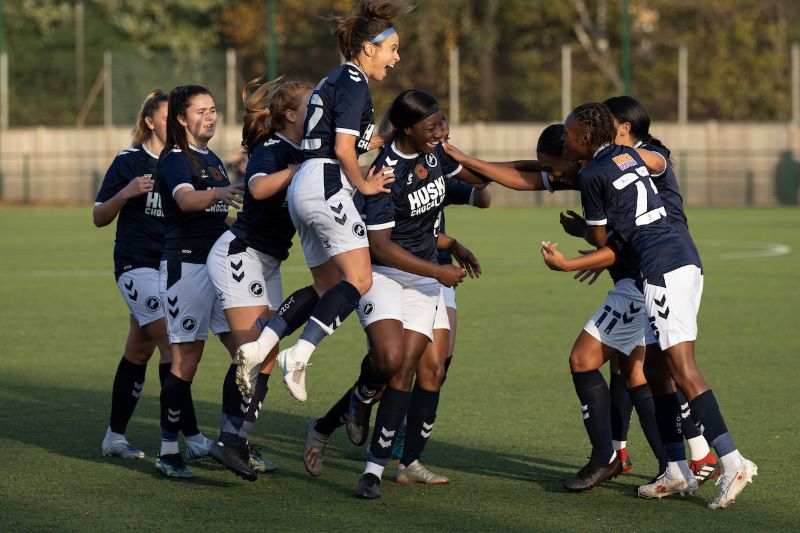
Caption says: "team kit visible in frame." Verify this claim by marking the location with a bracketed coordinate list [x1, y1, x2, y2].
[92, 0, 756, 509]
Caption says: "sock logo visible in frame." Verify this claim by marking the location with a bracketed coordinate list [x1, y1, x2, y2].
[167, 408, 181, 423]
[132, 382, 143, 399]
[378, 427, 396, 448]
[581, 404, 589, 420]
[421, 421, 434, 438]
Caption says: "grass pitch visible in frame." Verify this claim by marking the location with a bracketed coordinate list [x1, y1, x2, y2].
[1, 205, 798, 531]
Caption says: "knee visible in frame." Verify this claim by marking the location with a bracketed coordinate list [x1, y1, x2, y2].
[417, 360, 445, 389]
[568, 348, 593, 373]
[348, 274, 372, 296]
[371, 346, 403, 377]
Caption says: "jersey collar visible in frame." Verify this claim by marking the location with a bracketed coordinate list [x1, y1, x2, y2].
[141, 143, 159, 159]
[276, 132, 301, 150]
[188, 142, 209, 154]
[592, 143, 612, 159]
[390, 140, 419, 159]
[345, 61, 369, 84]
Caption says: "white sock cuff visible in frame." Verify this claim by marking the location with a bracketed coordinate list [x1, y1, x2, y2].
[364, 461, 385, 479]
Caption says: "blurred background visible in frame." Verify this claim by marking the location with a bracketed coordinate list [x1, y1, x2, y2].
[0, 0, 799, 206]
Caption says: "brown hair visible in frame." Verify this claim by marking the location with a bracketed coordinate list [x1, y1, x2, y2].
[241, 76, 313, 156]
[158, 85, 213, 174]
[131, 89, 168, 146]
[332, 0, 415, 61]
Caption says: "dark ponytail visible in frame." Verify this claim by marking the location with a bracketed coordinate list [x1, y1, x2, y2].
[604, 95, 671, 159]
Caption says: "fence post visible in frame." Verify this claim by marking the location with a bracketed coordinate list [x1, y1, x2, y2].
[448, 46, 460, 125]
[103, 51, 112, 127]
[226, 48, 236, 127]
[23, 153, 30, 204]
[561, 44, 571, 120]
[679, 150, 688, 200]
[745, 171, 754, 207]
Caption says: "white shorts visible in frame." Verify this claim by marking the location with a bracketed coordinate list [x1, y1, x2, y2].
[643, 264, 704, 350]
[287, 159, 368, 268]
[442, 285, 457, 310]
[583, 278, 648, 356]
[207, 231, 283, 311]
[432, 288, 451, 331]
[357, 266, 441, 340]
[159, 260, 230, 344]
[116, 267, 164, 327]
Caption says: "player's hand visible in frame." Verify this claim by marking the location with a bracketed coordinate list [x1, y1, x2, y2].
[540, 240, 567, 271]
[451, 241, 481, 278]
[573, 250, 604, 284]
[122, 176, 154, 200]
[436, 264, 467, 287]
[360, 165, 395, 195]
[559, 210, 586, 238]
[215, 183, 245, 209]
[441, 141, 467, 162]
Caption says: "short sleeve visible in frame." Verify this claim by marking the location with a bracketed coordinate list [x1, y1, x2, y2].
[440, 149, 462, 178]
[444, 178, 474, 207]
[95, 155, 129, 204]
[246, 142, 280, 181]
[159, 152, 195, 197]
[579, 168, 608, 226]
[333, 75, 369, 137]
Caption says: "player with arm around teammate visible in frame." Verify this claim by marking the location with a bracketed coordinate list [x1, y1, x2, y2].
[203, 77, 314, 480]
[301, 90, 481, 499]
[235, 0, 415, 404]
[542, 103, 756, 509]
[154, 85, 244, 478]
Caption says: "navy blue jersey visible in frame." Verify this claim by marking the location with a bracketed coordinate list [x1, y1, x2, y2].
[436, 178, 474, 265]
[95, 144, 165, 279]
[301, 63, 375, 160]
[157, 146, 231, 264]
[579, 145, 700, 285]
[360, 142, 461, 266]
[229, 133, 302, 260]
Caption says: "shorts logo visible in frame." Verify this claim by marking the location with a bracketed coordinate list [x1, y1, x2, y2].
[612, 153, 637, 171]
[249, 281, 264, 297]
[425, 153, 438, 168]
[352, 222, 366, 238]
[181, 316, 197, 332]
[145, 296, 161, 312]
[415, 163, 428, 180]
[363, 301, 375, 316]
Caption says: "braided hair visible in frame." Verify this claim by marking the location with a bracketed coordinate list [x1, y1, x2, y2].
[571, 103, 616, 153]
[536, 124, 565, 157]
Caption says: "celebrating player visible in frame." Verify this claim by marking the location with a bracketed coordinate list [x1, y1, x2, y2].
[541, 102, 756, 509]
[205, 77, 313, 480]
[153, 85, 243, 478]
[94, 89, 205, 460]
[235, 0, 414, 403]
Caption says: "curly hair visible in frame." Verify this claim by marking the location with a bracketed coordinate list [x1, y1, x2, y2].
[571, 102, 616, 152]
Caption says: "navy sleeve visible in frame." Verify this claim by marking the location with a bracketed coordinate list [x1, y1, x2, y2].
[363, 150, 396, 230]
[246, 142, 280, 181]
[95, 154, 130, 203]
[579, 167, 608, 226]
[160, 152, 195, 197]
[439, 148, 463, 178]
[333, 74, 369, 136]
[444, 178, 474, 207]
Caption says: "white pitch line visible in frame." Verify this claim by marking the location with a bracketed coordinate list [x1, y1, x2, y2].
[699, 240, 792, 260]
